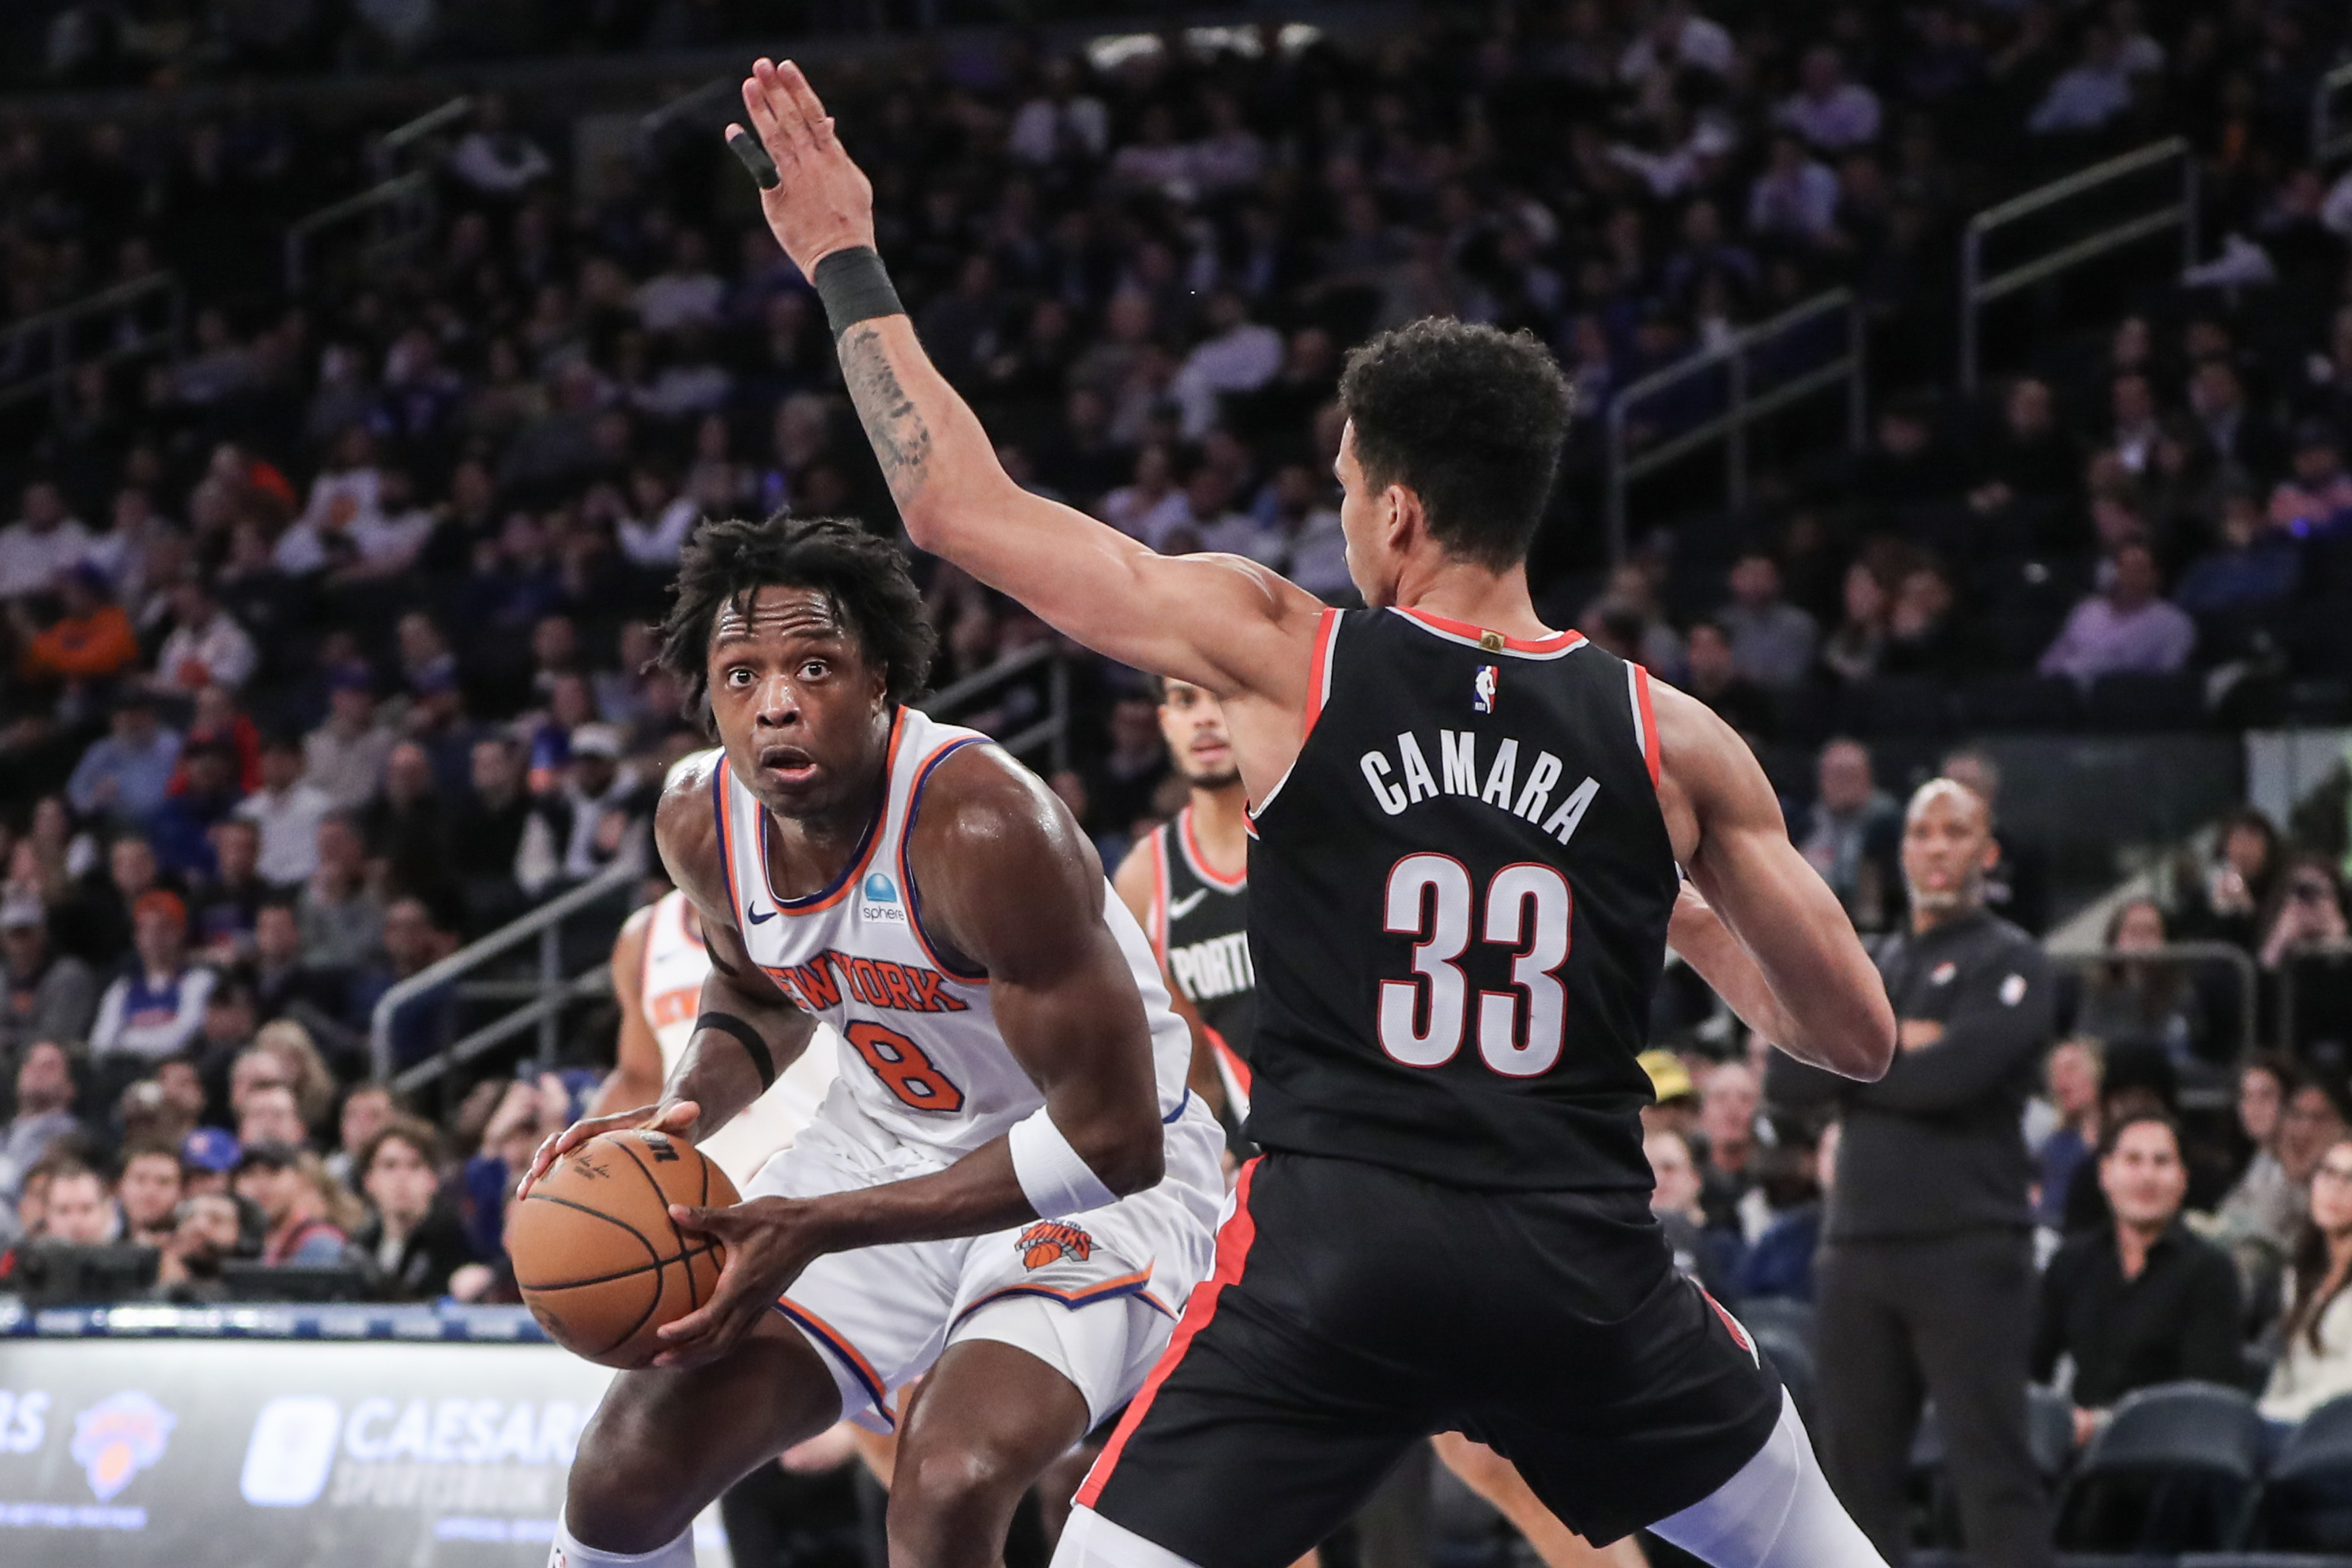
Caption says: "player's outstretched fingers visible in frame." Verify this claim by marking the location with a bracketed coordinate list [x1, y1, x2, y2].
[755, 58, 816, 158]
[776, 61, 834, 145]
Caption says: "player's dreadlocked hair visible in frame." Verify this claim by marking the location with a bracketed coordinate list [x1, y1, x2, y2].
[657, 514, 937, 735]
[1339, 318, 1574, 572]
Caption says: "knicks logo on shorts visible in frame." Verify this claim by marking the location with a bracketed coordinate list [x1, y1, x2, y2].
[1016, 1222, 1093, 1270]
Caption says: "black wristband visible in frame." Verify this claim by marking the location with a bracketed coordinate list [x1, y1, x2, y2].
[813, 247, 903, 338]
[693, 1011, 777, 1092]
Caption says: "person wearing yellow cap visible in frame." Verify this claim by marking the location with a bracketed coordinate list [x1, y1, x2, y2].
[1641, 1048, 1702, 1137]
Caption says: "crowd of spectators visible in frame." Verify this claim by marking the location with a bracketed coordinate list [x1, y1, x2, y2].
[4, 0, 2352, 1401]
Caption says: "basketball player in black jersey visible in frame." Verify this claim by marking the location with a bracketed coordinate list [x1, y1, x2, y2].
[735, 60, 1896, 1568]
[1119, 679, 1649, 1568]
[1114, 679, 1256, 1125]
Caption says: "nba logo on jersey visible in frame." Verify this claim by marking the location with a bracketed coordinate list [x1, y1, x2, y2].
[861, 872, 905, 922]
[1472, 664, 1499, 714]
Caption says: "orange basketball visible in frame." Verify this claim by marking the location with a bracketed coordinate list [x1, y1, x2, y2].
[507, 1128, 741, 1368]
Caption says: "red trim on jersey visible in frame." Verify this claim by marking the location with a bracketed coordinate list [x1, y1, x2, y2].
[1146, 826, 1171, 962]
[759, 709, 909, 915]
[899, 737, 991, 984]
[1302, 608, 1340, 738]
[1076, 1158, 1261, 1510]
[1633, 664, 1661, 789]
[1206, 1027, 1252, 1097]
[1177, 805, 1246, 893]
[775, 1296, 895, 1428]
[1396, 607, 1584, 654]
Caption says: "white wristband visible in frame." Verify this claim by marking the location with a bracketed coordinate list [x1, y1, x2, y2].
[1008, 1105, 1119, 1219]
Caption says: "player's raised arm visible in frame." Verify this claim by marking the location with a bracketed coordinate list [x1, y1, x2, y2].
[730, 59, 1321, 704]
[1651, 681, 1894, 1080]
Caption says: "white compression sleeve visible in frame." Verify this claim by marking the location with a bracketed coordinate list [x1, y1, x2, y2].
[1008, 1103, 1119, 1218]
[1645, 1391, 1887, 1568]
[548, 1513, 695, 1568]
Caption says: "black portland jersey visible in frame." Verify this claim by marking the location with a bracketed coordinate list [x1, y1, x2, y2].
[1245, 607, 1675, 1192]
[1148, 805, 1257, 1058]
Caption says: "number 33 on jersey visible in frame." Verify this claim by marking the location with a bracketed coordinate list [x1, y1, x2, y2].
[1244, 608, 1679, 1194]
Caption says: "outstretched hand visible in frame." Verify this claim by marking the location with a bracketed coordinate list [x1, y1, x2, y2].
[517, 1099, 698, 1200]
[733, 58, 876, 277]
[651, 1195, 837, 1369]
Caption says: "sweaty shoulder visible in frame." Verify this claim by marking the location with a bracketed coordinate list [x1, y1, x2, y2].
[903, 743, 1106, 966]
[654, 748, 733, 932]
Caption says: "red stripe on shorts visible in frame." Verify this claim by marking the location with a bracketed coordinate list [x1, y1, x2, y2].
[1074, 1157, 1262, 1510]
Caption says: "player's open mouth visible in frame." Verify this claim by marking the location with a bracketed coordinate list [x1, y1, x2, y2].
[758, 747, 819, 783]
[1192, 741, 1229, 764]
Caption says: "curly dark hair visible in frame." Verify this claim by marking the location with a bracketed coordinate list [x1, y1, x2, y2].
[1338, 318, 1574, 571]
[657, 514, 937, 733]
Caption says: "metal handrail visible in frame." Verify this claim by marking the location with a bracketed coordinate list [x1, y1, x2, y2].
[379, 95, 472, 160]
[918, 641, 1073, 775]
[1959, 138, 2196, 393]
[392, 971, 612, 1097]
[640, 77, 733, 140]
[1603, 288, 1864, 560]
[369, 859, 639, 1083]
[0, 272, 183, 414]
[2049, 940, 2260, 1072]
[2316, 61, 2352, 164]
[285, 170, 436, 293]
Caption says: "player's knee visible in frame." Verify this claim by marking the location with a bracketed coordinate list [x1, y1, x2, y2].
[567, 1402, 701, 1551]
[889, 1440, 1027, 1544]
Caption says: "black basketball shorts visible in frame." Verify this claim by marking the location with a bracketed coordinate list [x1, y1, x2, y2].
[1075, 1152, 1783, 1566]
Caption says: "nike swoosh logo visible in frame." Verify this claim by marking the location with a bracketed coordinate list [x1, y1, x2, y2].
[1167, 890, 1209, 919]
[748, 906, 777, 925]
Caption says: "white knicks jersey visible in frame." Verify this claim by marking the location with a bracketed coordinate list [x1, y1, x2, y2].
[710, 708, 1200, 1163]
[638, 884, 839, 1189]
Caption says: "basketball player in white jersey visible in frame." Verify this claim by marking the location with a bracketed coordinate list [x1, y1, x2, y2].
[597, 881, 839, 1188]
[525, 513, 1225, 1568]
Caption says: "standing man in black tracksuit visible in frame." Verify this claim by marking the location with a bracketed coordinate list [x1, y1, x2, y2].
[1767, 778, 2056, 1568]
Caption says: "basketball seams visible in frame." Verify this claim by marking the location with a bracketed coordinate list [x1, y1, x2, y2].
[518, 1187, 668, 1359]
[514, 1241, 722, 1295]
[518, 1131, 729, 1365]
[612, 1130, 710, 1320]
[518, 1189, 665, 1273]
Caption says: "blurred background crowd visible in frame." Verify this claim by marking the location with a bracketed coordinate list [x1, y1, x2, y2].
[10, 0, 2352, 1559]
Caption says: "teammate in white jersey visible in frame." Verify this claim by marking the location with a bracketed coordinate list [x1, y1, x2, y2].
[594, 883, 839, 1189]
[526, 513, 1224, 1568]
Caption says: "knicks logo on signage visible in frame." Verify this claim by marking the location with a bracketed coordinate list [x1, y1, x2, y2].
[71, 1391, 175, 1502]
[1017, 1222, 1093, 1269]
[763, 950, 970, 1016]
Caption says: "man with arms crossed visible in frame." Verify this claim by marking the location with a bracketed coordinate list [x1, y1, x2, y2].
[529, 515, 1224, 1568]
[733, 59, 1894, 1568]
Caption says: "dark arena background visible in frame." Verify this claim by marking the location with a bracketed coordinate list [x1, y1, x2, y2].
[2, 1, 2352, 1564]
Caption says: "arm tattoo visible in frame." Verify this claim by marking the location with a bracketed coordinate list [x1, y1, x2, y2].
[841, 325, 933, 502]
[705, 946, 741, 978]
